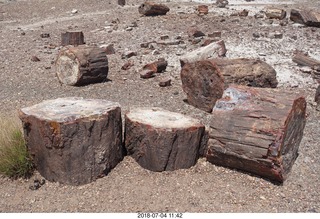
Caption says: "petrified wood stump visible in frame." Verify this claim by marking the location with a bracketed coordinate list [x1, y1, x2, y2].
[19, 97, 123, 185]
[206, 85, 307, 183]
[125, 107, 205, 171]
[211, 58, 278, 88]
[181, 60, 225, 113]
[56, 45, 108, 86]
[61, 31, 85, 46]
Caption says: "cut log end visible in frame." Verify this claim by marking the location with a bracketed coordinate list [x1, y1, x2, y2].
[19, 97, 123, 186]
[125, 107, 205, 172]
[56, 54, 80, 86]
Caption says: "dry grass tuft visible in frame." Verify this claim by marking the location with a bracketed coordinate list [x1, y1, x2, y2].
[0, 116, 34, 178]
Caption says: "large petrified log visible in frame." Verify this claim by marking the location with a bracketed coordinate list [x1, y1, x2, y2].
[56, 45, 108, 86]
[290, 9, 320, 27]
[124, 107, 206, 172]
[19, 97, 123, 186]
[138, 2, 170, 16]
[211, 58, 278, 88]
[61, 31, 85, 46]
[205, 85, 307, 183]
[180, 60, 225, 113]
[180, 40, 227, 66]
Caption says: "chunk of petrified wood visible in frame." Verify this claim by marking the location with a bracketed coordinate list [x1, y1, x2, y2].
[292, 52, 320, 70]
[206, 85, 307, 183]
[118, 0, 125, 6]
[180, 40, 227, 67]
[138, 2, 170, 16]
[290, 9, 320, 27]
[211, 58, 278, 88]
[125, 107, 206, 171]
[61, 31, 85, 46]
[181, 60, 225, 113]
[265, 8, 287, 20]
[19, 97, 124, 185]
[143, 58, 168, 73]
[197, 5, 209, 15]
[56, 45, 108, 86]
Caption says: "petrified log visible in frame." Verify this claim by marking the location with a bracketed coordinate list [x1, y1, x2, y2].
[138, 2, 170, 16]
[181, 60, 225, 113]
[265, 8, 287, 20]
[19, 97, 123, 186]
[206, 85, 307, 183]
[180, 40, 227, 67]
[56, 45, 108, 86]
[211, 58, 278, 88]
[124, 107, 206, 171]
[292, 52, 320, 70]
[290, 9, 320, 27]
[61, 31, 85, 46]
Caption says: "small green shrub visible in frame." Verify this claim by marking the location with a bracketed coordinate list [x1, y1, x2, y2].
[0, 116, 34, 178]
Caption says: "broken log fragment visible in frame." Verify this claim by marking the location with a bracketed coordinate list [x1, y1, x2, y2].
[138, 2, 170, 16]
[143, 58, 168, 73]
[292, 52, 320, 70]
[56, 45, 108, 86]
[19, 97, 124, 186]
[180, 60, 225, 113]
[265, 8, 287, 20]
[211, 58, 278, 88]
[61, 31, 85, 46]
[180, 40, 227, 67]
[206, 85, 307, 183]
[124, 107, 205, 171]
[290, 9, 320, 27]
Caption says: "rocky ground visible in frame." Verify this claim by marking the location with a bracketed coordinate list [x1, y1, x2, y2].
[0, 0, 320, 213]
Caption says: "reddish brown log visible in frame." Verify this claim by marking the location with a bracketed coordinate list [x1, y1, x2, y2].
[56, 45, 108, 86]
[181, 60, 225, 113]
[138, 2, 170, 16]
[290, 9, 320, 27]
[143, 58, 168, 73]
[124, 107, 206, 172]
[19, 97, 123, 185]
[211, 58, 278, 88]
[205, 85, 307, 183]
[61, 31, 85, 46]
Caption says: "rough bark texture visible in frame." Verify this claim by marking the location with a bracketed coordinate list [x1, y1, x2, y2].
[180, 40, 227, 67]
[211, 58, 278, 88]
[19, 97, 123, 186]
[124, 107, 205, 172]
[61, 31, 85, 46]
[205, 85, 307, 183]
[290, 9, 320, 27]
[265, 8, 287, 20]
[138, 2, 170, 16]
[292, 52, 320, 69]
[180, 60, 225, 113]
[56, 45, 108, 86]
